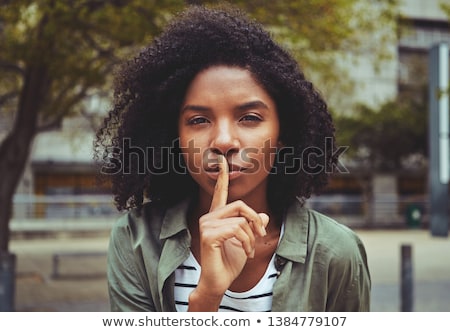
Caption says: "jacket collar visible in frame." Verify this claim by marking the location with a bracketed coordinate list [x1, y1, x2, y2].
[158, 197, 308, 263]
[275, 198, 309, 263]
[159, 199, 190, 240]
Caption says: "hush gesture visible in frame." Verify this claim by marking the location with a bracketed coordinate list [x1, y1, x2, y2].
[188, 155, 269, 311]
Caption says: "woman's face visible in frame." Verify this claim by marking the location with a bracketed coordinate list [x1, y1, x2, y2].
[178, 65, 280, 208]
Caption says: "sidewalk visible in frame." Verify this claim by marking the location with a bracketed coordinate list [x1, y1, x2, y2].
[357, 229, 450, 312]
[9, 228, 450, 312]
[11, 235, 110, 312]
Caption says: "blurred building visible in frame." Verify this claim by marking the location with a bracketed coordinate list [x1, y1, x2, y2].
[3, 0, 450, 228]
[306, 0, 450, 228]
[345, 0, 450, 109]
[6, 102, 117, 224]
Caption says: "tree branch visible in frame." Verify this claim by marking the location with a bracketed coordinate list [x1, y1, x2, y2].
[0, 61, 25, 75]
[82, 30, 116, 59]
[0, 90, 19, 107]
[37, 87, 89, 132]
[75, 0, 127, 11]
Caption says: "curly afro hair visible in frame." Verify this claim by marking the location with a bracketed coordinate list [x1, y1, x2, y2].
[94, 5, 338, 216]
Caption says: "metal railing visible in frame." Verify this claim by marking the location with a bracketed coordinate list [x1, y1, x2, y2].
[11, 194, 121, 233]
[10, 193, 431, 232]
[12, 194, 118, 219]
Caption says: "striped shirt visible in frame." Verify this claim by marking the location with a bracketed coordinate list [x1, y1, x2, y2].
[174, 224, 284, 312]
[174, 251, 278, 312]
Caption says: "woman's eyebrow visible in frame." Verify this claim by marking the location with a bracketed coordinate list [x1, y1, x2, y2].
[235, 100, 269, 111]
[181, 104, 211, 113]
[181, 100, 269, 113]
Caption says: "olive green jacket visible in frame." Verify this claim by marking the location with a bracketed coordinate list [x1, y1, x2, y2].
[107, 199, 371, 311]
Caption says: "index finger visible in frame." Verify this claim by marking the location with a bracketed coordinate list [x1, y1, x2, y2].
[209, 155, 229, 212]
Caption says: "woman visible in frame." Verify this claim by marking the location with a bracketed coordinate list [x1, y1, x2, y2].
[95, 5, 371, 312]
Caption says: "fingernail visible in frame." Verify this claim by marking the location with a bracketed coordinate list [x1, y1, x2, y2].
[260, 225, 267, 236]
[259, 213, 269, 227]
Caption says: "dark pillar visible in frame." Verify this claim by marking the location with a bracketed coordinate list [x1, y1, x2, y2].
[0, 252, 16, 311]
[401, 244, 413, 312]
[428, 43, 449, 237]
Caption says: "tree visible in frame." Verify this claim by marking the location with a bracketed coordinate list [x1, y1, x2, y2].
[333, 0, 450, 173]
[0, 1, 187, 311]
[442, 1, 450, 17]
[0, 0, 186, 252]
[333, 94, 428, 172]
[205, 0, 400, 110]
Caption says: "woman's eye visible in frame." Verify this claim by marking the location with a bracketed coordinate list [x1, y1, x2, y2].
[240, 114, 262, 122]
[187, 117, 209, 125]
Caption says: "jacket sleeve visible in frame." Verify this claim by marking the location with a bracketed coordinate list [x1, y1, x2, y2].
[107, 213, 155, 311]
[328, 233, 372, 312]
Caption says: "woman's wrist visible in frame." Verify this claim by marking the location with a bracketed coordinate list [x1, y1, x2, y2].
[187, 286, 224, 312]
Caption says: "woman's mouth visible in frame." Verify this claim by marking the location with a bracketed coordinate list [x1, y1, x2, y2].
[205, 164, 247, 180]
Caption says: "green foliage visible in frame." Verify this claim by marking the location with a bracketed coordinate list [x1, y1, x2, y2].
[199, 0, 400, 106]
[333, 95, 428, 171]
[441, 1, 450, 17]
[0, 0, 401, 126]
[0, 0, 185, 127]
[332, 0, 450, 172]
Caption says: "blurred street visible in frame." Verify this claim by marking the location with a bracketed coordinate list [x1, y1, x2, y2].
[9, 227, 450, 312]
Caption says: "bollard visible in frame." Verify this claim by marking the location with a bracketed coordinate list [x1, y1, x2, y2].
[401, 244, 413, 312]
[0, 252, 16, 312]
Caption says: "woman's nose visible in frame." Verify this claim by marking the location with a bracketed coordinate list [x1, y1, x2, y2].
[209, 121, 240, 156]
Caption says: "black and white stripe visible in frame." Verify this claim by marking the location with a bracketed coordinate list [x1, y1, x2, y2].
[174, 224, 285, 312]
[174, 253, 279, 312]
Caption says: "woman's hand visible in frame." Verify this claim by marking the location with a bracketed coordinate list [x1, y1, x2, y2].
[188, 155, 269, 311]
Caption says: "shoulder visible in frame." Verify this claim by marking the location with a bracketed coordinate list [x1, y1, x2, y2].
[110, 198, 191, 244]
[283, 203, 369, 273]
[110, 200, 168, 244]
[305, 207, 370, 276]
[285, 200, 364, 254]
[305, 209, 371, 310]
[306, 208, 364, 253]
[281, 200, 367, 265]
[285, 202, 371, 310]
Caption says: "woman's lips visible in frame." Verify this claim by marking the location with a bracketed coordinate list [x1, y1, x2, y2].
[205, 164, 247, 181]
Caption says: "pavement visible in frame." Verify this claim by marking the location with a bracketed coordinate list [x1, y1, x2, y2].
[358, 229, 450, 311]
[8, 228, 450, 312]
